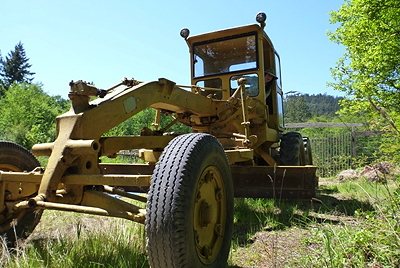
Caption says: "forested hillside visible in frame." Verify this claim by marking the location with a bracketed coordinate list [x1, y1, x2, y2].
[283, 93, 343, 123]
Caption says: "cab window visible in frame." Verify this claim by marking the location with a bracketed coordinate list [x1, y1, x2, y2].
[230, 73, 259, 97]
[196, 78, 223, 99]
[274, 53, 282, 88]
[193, 33, 258, 78]
[277, 92, 284, 127]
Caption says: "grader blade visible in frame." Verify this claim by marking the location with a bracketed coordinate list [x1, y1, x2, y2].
[232, 166, 317, 199]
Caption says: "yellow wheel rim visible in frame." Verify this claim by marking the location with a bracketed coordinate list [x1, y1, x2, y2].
[193, 166, 226, 264]
[0, 163, 21, 172]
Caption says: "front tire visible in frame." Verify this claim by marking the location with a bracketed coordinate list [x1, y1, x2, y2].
[146, 133, 234, 268]
[0, 141, 43, 247]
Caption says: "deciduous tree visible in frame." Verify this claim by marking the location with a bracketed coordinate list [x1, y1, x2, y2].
[328, 0, 400, 134]
[0, 83, 68, 149]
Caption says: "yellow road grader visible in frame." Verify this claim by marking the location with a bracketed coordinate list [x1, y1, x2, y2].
[0, 12, 317, 267]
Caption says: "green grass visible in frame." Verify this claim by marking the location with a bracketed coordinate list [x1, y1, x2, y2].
[228, 174, 400, 267]
[294, 177, 400, 267]
[1, 212, 148, 268]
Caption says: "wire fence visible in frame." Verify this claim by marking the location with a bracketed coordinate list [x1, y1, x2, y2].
[115, 128, 384, 178]
[309, 131, 388, 177]
[310, 133, 353, 177]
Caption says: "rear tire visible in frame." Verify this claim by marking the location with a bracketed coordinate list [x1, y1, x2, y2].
[146, 133, 234, 268]
[279, 132, 306, 166]
[0, 141, 43, 247]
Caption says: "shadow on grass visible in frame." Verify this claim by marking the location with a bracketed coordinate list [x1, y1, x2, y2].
[232, 193, 374, 247]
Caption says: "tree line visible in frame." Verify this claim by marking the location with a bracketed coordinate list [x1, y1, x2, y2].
[283, 93, 344, 123]
[0, 42, 69, 149]
[0, 42, 188, 149]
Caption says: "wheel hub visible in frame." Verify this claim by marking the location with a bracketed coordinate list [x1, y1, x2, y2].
[199, 201, 216, 227]
[194, 167, 226, 264]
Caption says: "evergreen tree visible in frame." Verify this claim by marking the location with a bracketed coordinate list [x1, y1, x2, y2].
[283, 93, 344, 122]
[283, 94, 312, 123]
[0, 42, 35, 94]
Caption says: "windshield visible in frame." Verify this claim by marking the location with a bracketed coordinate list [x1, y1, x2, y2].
[193, 32, 258, 78]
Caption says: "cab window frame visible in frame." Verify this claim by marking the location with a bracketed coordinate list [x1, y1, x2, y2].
[192, 32, 259, 79]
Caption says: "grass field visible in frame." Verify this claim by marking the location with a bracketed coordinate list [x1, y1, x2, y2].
[1, 169, 399, 267]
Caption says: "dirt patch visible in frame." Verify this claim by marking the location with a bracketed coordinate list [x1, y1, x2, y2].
[230, 227, 315, 268]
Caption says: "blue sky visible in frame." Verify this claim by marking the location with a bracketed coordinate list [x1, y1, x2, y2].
[1, 0, 345, 98]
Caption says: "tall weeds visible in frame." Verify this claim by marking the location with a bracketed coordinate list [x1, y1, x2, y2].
[1, 212, 149, 268]
[302, 176, 400, 267]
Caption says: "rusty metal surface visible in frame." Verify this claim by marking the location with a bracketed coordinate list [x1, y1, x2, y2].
[99, 163, 155, 175]
[231, 166, 318, 199]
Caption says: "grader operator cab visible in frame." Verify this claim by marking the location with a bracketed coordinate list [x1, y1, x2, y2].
[0, 12, 316, 267]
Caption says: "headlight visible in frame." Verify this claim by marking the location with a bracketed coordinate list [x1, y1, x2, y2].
[180, 28, 190, 40]
[256, 12, 267, 24]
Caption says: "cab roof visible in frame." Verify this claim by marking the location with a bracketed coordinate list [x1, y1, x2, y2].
[186, 24, 274, 49]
